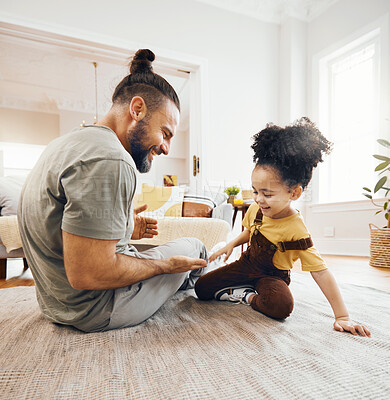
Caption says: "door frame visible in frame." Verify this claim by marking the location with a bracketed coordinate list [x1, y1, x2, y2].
[0, 18, 207, 189]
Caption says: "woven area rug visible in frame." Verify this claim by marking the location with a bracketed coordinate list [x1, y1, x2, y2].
[1, 272, 389, 400]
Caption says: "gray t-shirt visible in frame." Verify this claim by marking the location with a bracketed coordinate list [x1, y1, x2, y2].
[18, 125, 137, 326]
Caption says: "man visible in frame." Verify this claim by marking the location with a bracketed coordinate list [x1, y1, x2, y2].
[18, 49, 208, 332]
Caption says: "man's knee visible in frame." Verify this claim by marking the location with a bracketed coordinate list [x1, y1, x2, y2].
[181, 237, 207, 260]
[186, 237, 207, 258]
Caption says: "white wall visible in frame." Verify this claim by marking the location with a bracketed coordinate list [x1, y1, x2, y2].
[305, 199, 387, 256]
[0, 0, 279, 189]
[278, 17, 307, 126]
[305, 0, 390, 255]
[59, 110, 94, 137]
[2, 0, 389, 256]
[0, 108, 59, 144]
[0, 151, 3, 176]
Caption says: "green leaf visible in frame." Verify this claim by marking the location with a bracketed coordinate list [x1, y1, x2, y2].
[375, 161, 390, 171]
[224, 186, 240, 195]
[363, 193, 372, 199]
[373, 154, 390, 161]
[379, 168, 390, 175]
[378, 139, 390, 148]
[363, 187, 371, 192]
[374, 176, 387, 193]
[375, 210, 382, 214]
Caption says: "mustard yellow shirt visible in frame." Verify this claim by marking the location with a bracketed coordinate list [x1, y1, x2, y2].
[242, 203, 326, 272]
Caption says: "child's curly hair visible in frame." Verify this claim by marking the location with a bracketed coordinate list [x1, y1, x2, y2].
[251, 117, 332, 190]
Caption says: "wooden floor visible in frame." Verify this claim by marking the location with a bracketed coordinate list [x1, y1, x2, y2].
[0, 259, 35, 289]
[293, 255, 390, 292]
[1, 255, 390, 292]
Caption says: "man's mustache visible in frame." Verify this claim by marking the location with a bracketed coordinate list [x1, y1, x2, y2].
[150, 146, 162, 156]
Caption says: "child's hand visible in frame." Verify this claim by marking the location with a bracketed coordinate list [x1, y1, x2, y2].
[334, 318, 371, 337]
[209, 244, 234, 263]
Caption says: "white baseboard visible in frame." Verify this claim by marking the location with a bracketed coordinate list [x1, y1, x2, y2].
[313, 238, 370, 257]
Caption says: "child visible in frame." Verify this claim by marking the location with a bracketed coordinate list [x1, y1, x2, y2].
[195, 118, 370, 336]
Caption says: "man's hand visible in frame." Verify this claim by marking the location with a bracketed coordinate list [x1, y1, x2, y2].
[131, 204, 158, 240]
[334, 318, 371, 337]
[163, 255, 207, 274]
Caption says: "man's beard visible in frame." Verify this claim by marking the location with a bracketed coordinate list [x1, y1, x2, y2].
[128, 120, 159, 173]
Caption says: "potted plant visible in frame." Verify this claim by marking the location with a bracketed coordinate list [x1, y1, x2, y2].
[224, 186, 240, 205]
[362, 138, 390, 268]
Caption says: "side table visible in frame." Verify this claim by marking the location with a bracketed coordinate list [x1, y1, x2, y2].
[232, 202, 252, 252]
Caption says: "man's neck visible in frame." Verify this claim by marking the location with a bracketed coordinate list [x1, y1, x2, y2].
[98, 108, 130, 152]
[98, 111, 118, 133]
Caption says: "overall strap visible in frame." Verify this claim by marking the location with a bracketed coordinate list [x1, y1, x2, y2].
[253, 208, 263, 225]
[252, 207, 313, 252]
[278, 237, 313, 252]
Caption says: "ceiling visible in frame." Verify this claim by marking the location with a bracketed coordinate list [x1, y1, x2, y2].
[194, 0, 340, 23]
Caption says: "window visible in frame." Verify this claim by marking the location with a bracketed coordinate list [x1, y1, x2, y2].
[0, 142, 46, 177]
[318, 29, 383, 203]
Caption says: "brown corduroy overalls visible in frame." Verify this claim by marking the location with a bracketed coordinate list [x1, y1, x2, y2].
[195, 209, 313, 319]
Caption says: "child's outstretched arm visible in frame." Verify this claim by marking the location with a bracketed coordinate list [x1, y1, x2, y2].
[209, 228, 251, 262]
[310, 269, 371, 337]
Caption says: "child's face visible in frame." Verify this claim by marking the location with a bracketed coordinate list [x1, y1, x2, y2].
[251, 165, 302, 219]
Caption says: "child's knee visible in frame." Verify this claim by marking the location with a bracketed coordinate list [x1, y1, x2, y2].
[194, 275, 214, 300]
[250, 290, 294, 319]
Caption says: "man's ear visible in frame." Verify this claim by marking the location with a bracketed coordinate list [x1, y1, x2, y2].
[129, 96, 147, 121]
[290, 185, 303, 201]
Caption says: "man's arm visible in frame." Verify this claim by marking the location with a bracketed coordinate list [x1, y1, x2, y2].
[62, 230, 207, 290]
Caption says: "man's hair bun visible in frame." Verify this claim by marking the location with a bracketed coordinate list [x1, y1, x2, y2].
[112, 48, 180, 112]
[130, 49, 155, 74]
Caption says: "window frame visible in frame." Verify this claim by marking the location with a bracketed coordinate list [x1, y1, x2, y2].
[319, 31, 380, 203]
[310, 16, 389, 207]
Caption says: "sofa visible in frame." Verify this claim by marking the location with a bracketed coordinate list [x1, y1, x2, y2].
[0, 176, 28, 279]
[0, 176, 232, 279]
[132, 183, 233, 224]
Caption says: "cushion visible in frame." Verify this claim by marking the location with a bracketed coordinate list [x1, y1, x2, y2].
[0, 176, 26, 216]
[182, 194, 215, 218]
[182, 202, 212, 218]
[133, 184, 185, 218]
